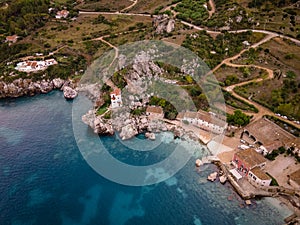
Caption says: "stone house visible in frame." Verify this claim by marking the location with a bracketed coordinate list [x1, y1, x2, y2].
[146, 106, 164, 119]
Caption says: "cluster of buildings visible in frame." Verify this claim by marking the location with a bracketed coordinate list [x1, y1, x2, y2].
[240, 118, 299, 157]
[231, 148, 271, 187]
[229, 117, 300, 190]
[15, 59, 58, 73]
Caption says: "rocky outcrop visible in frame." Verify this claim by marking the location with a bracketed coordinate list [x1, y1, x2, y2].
[0, 78, 75, 99]
[120, 124, 138, 140]
[63, 86, 78, 99]
[52, 78, 65, 89]
[82, 110, 114, 135]
[153, 14, 175, 34]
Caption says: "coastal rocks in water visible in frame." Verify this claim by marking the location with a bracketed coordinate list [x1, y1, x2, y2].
[145, 132, 156, 140]
[52, 78, 65, 89]
[148, 120, 167, 133]
[153, 14, 175, 34]
[94, 117, 114, 135]
[219, 175, 227, 184]
[195, 159, 202, 167]
[82, 110, 114, 135]
[173, 126, 185, 138]
[0, 78, 63, 98]
[207, 172, 218, 182]
[63, 86, 77, 99]
[120, 124, 138, 140]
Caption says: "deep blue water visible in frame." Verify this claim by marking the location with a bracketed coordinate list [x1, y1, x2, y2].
[0, 91, 292, 225]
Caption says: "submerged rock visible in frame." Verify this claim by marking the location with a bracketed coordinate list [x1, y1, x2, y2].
[145, 132, 156, 140]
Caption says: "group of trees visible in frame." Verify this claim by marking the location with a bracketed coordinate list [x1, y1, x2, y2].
[149, 96, 178, 120]
[0, 0, 50, 35]
[227, 109, 251, 126]
[174, 0, 209, 25]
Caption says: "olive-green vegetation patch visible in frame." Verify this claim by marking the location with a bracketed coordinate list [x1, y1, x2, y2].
[182, 30, 266, 69]
[234, 38, 300, 77]
[234, 73, 300, 120]
[215, 64, 267, 86]
[78, 0, 132, 12]
[130, 0, 172, 14]
[174, 0, 209, 25]
[223, 91, 258, 113]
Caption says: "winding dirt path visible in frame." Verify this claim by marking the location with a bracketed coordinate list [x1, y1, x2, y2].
[208, 0, 216, 19]
[208, 34, 300, 128]
[120, 0, 138, 12]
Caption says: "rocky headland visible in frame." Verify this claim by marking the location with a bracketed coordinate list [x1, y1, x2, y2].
[80, 58, 199, 141]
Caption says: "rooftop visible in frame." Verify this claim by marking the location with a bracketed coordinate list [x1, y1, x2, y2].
[146, 106, 163, 114]
[245, 118, 294, 149]
[251, 167, 270, 180]
[183, 110, 226, 127]
[111, 88, 121, 96]
[235, 148, 266, 168]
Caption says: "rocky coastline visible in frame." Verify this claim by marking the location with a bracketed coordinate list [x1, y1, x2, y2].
[81, 108, 200, 141]
[0, 78, 77, 99]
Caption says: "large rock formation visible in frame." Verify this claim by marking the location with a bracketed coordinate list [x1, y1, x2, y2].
[153, 14, 175, 34]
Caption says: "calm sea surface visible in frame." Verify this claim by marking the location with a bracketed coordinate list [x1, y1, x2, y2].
[0, 91, 292, 225]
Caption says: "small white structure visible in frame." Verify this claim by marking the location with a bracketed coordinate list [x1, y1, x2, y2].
[110, 88, 122, 108]
[230, 168, 243, 181]
[242, 40, 251, 47]
[56, 10, 69, 19]
[248, 167, 271, 187]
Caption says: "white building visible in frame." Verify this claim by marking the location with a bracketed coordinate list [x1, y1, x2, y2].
[110, 88, 122, 108]
[181, 111, 227, 134]
[55, 10, 69, 19]
[15, 59, 57, 73]
[248, 167, 272, 187]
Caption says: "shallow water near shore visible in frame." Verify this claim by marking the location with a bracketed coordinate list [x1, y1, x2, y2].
[0, 91, 293, 225]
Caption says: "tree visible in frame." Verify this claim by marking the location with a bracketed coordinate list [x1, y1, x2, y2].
[227, 110, 250, 126]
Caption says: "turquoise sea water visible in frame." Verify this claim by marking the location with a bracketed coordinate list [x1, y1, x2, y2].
[0, 91, 292, 225]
